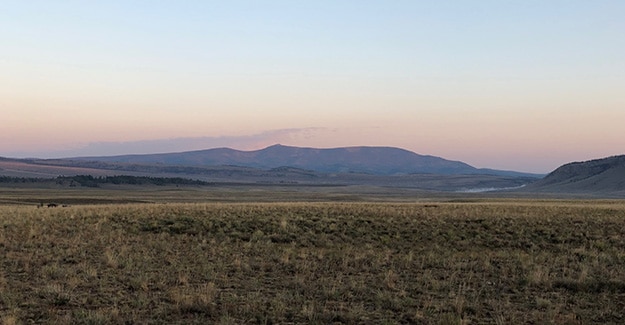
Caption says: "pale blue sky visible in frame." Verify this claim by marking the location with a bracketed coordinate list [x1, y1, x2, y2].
[1, 1, 624, 173]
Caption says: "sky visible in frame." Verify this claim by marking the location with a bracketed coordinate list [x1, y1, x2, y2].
[1, 1, 623, 173]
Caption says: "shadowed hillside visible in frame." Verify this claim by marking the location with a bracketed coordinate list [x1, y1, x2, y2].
[523, 155, 625, 196]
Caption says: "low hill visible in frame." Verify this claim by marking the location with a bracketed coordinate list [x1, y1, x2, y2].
[71, 144, 539, 177]
[0, 156, 538, 193]
[522, 155, 625, 196]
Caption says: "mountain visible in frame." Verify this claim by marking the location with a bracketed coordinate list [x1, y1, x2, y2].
[0, 158, 537, 193]
[70, 144, 539, 177]
[522, 155, 625, 195]
[0, 145, 542, 192]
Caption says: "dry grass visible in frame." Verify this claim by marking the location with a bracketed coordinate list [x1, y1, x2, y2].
[1, 201, 625, 323]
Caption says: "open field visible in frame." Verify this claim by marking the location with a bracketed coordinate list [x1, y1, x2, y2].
[0, 184, 502, 206]
[1, 190, 625, 324]
[0, 182, 604, 208]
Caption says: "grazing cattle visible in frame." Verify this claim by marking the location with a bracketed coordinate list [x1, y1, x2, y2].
[47, 203, 58, 208]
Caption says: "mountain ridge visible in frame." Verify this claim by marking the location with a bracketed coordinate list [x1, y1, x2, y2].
[69, 144, 541, 177]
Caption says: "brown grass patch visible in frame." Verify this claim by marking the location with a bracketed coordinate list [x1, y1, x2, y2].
[1, 201, 625, 323]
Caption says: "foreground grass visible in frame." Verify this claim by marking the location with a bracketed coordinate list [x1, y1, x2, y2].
[1, 201, 625, 324]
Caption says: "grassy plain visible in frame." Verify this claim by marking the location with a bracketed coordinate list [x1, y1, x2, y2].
[1, 187, 625, 324]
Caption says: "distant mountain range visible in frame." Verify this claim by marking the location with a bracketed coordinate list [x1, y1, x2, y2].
[70, 144, 540, 178]
[0, 144, 544, 192]
[3, 145, 624, 196]
[523, 155, 625, 196]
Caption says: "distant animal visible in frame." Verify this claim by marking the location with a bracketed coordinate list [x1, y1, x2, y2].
[47, 203, 58, 208]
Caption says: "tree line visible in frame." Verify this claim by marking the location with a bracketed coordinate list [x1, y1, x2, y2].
[0, 175, 210, 187]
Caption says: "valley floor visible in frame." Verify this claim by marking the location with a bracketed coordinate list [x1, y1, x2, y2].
[1, 188, 624, 323]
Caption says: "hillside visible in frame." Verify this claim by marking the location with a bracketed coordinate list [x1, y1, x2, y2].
[0, 160, 536, 193]
[522, 155, 625, 195]
[0, 149, 540, 192]
[71, 144, 539, 177]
